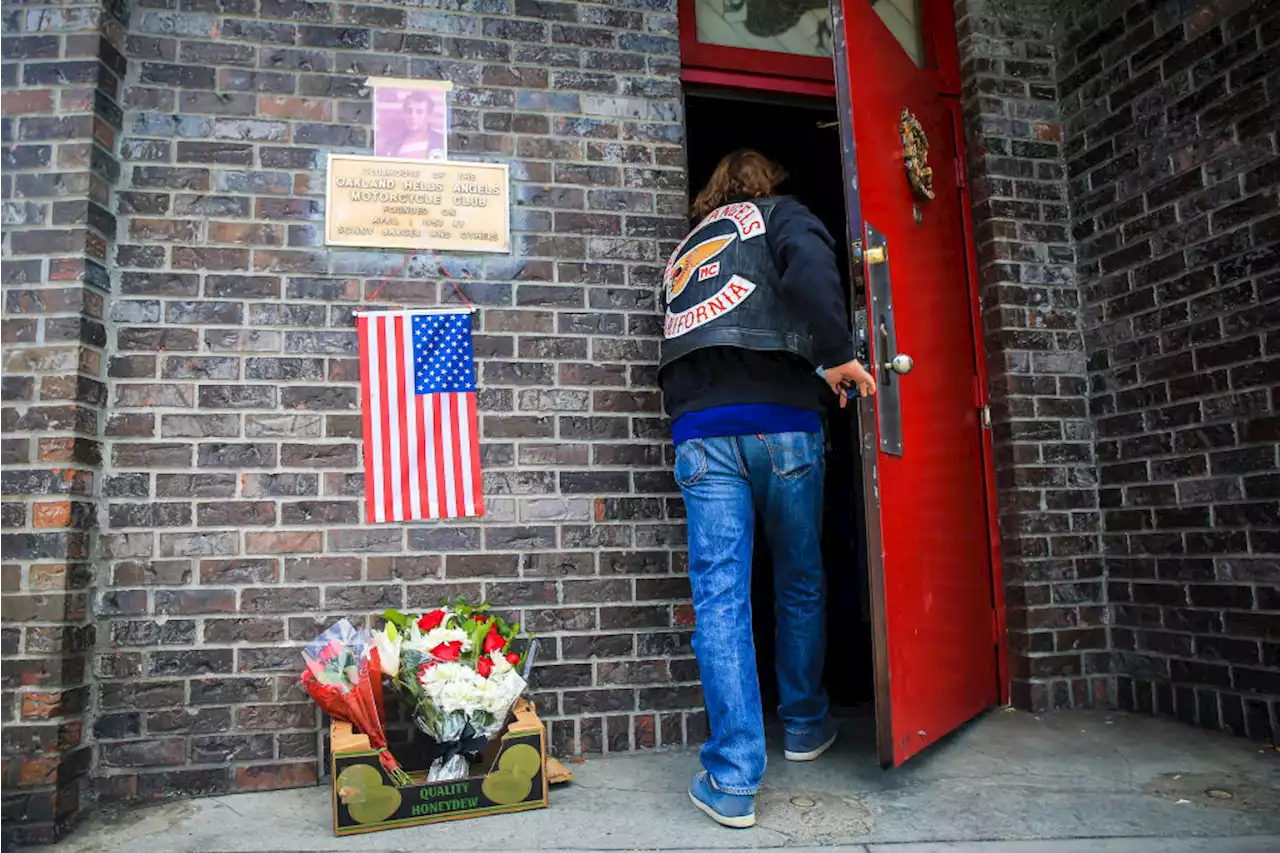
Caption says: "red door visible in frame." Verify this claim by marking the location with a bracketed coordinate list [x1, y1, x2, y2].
[832, 0, 1002, 767]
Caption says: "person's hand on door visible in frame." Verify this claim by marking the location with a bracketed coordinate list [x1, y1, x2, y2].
[822, 359, 877, 407]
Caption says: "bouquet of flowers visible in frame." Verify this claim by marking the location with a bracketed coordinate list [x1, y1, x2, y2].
[372, 599, 535, 782]
[300, 619, 411, 786]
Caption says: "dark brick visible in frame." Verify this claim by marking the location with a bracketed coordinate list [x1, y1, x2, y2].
[101, 738, 187, 767]
[204, 619, 286, 644]
[197, 443, 278, 469]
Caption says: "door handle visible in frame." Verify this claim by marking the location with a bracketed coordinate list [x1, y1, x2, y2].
[885, 353, 914, 375]
[878, 324, 913, 381]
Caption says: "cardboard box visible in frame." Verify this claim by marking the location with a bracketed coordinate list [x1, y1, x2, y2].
[330, 699, 548, 835]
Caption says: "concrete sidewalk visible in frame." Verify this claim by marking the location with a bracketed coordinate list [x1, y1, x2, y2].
[45, 710, 1280, 853]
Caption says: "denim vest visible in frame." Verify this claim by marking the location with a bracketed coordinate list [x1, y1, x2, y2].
[658, 196, 818, 371]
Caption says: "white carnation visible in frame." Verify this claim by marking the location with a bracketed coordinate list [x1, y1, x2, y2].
[418, 660, 526, 717]
[422, 662, 486, 713]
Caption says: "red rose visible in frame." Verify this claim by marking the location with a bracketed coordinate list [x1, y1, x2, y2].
[430, 641, 462, 662]
[417, 609, 446, 632]
[505, 652, 520, 666]
[477, 656, 493, 678]
[417, 661, 435, 678]
[482, 624, 505, 654]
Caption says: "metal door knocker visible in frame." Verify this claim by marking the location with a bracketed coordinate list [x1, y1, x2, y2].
[900, 108, 934, 201]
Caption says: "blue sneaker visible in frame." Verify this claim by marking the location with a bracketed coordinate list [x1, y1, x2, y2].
[784, 719, 838, 761]
[688, 771, 756, 828]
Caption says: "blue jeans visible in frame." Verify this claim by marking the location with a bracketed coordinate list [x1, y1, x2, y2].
[675, 432, 828, 795]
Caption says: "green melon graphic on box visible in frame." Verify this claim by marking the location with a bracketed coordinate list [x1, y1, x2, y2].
[482, 743, 541, 805]
[337, 764, 403, 825]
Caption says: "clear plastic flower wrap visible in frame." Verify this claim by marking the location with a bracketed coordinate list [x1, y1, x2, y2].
[299, 618, 411, 786]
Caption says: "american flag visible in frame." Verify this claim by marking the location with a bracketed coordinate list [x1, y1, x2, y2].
[357, 309, 484, 523]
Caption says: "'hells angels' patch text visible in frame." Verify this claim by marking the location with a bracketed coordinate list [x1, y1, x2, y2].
[699, 202, 766, 240]
[664, 275, 757, 339]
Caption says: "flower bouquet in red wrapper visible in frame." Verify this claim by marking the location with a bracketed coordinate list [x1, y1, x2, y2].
[372, 599, 537, 782]
[301, 619, 412, 786]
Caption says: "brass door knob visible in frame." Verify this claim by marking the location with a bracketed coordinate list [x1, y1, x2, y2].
[885, 353, 914, 375]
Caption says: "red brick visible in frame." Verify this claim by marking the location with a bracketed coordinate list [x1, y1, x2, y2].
[32, 502, 71, 528]
[259, 96, 331, 121]
[234, 761, 317, 792]
[244, 532, 323, 554]
[18, 756, 59, 787]
[21, 692, 64, 721]
[1, 89, 55, 116]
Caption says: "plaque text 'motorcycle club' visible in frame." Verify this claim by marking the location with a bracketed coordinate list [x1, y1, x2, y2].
[325, 154, 511, 253]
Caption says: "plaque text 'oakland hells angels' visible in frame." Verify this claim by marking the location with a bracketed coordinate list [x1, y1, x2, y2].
[325, 154, 511, 253]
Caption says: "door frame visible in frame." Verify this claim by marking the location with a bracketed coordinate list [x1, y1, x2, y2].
[677, 0, 1010, 750]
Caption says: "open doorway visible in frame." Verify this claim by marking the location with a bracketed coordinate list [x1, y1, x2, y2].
[683, 90, 875, 714]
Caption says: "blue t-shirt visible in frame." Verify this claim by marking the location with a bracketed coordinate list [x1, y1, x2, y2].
[671, 403, 821, 445]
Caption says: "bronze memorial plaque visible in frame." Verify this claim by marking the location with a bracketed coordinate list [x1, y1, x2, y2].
[325, 154, 511, 253]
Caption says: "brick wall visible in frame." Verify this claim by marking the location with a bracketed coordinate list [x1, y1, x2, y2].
[2, 0, 1276, 841]
[955, 0, 1278, 734]
[1, 0, 125, 843]
[7, 0, 697, 828]
[1057, 0, 1279, 741]
[954, 0, 1110, 711]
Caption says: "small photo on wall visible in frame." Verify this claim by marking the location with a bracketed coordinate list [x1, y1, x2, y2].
[371, 80, 450, 161]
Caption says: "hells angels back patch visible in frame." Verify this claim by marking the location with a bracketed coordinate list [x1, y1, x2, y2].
[662, 202, 767, 334]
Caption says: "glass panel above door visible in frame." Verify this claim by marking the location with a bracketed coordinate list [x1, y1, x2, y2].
[871, 0, 925, 67]
[695, 0, 834, 58]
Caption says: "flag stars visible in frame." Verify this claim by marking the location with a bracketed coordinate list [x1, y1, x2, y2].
[412, 312, 476, 395]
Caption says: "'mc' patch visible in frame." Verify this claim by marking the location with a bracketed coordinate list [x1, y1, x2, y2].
[664, 275, 757, 339]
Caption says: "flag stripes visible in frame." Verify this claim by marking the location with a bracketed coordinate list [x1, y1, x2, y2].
[357, 310, 483, 523]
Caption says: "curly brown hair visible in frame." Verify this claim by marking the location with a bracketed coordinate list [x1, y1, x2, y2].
[691, 149, 788, 220]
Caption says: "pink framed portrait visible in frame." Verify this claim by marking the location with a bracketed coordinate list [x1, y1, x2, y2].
[372, 83, 449, 161]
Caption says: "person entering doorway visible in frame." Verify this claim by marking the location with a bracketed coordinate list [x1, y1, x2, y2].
[659, 149, 877, 828]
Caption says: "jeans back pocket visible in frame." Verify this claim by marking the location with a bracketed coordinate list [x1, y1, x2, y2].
[763, 431, 818, 480]
[673, 439, 708, 488]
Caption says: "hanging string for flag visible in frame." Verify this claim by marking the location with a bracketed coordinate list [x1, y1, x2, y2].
[356, 248, 476, 314]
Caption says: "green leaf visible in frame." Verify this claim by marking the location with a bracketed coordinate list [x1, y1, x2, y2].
[383, 608, 410, 629]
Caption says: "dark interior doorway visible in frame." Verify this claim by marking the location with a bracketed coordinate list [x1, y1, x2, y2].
[684, 91, 875, 713]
